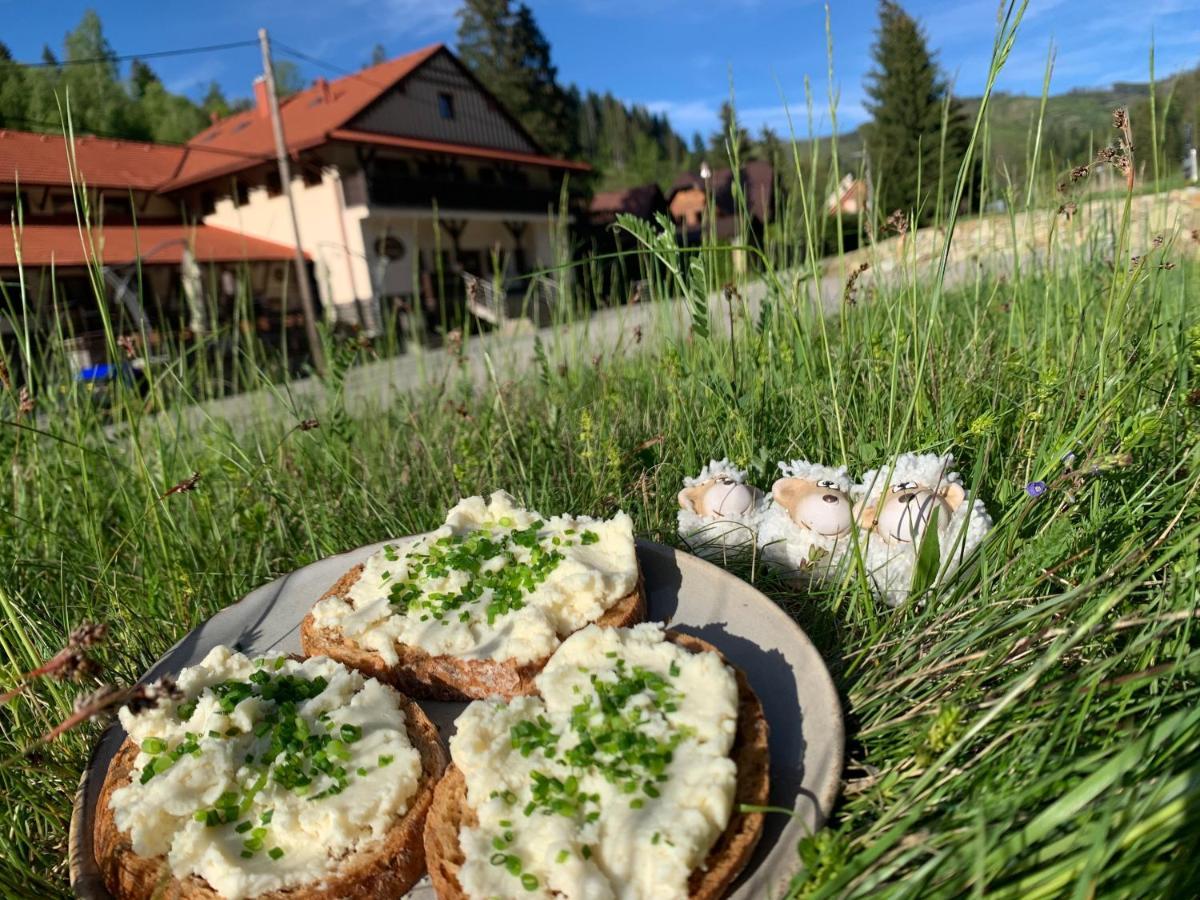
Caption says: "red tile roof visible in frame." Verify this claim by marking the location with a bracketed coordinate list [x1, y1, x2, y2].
[328, 129, 591, 172]
[0, 223, 302, 268]
[160, 44, 446, 190]
[0, 130, 185, 190]
[0, 44, 587, 202]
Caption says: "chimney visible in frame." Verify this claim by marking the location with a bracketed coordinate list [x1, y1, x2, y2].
[254, 75, 270, 118]
[315, 76, 331, 103]
[209, 110, 220, 125]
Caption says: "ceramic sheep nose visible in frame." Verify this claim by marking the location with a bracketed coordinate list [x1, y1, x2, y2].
[771, 477, 853, 536]
[678, 478, 761, 518]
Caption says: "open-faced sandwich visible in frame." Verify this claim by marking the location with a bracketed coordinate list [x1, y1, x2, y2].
[424, 623, 770, 899]
[94, 647, 445, 900]
[301, 492, 645, 701]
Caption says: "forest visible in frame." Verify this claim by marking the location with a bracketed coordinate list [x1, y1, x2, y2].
[0, 6, 1195, 195]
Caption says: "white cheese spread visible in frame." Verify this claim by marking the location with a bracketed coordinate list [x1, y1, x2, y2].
[310, 492, 638, 665]
[108, 646, 423, 900]
[450, 623, 740, 899]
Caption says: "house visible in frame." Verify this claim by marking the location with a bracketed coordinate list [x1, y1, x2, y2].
[587, 183, 668, 226]
[0, 43, 590, 371]
[667, 160, 774, 242]
[825, 173, 868, 216]
[163, 44, 591, 335]
[0, 130, 303, 372]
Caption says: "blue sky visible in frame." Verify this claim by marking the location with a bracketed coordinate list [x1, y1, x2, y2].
[3, 1, 1197, 139]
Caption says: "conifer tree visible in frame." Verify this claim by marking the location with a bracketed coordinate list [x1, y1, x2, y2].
[862, 1, 971, 222]
[456, 0, 579, 157]
[709, 101, 750, 163]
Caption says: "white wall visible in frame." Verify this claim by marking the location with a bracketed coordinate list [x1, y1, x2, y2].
[203, 169, 563, 334]
[202, 170, 373, 324]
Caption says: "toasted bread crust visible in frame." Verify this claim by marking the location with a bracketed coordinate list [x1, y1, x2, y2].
[300, 563, 646, 701]
[423, 631, 770, 900]
[94, 691, 447, 900]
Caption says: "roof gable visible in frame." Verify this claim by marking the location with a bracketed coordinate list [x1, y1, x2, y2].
[348, 49, 541, 156]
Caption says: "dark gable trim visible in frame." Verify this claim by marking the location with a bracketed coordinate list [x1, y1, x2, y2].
[350, 46, 549, 158]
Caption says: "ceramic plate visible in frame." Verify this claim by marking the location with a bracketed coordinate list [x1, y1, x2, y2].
[70, 539, 843, 899]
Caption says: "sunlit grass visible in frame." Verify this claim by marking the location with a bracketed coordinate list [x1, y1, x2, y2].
[2, 2, 1200, 896]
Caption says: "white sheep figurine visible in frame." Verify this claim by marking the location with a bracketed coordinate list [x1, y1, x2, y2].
[677, 459, 765, 560]
[756, 460, 856, 585]
[852, 452, 993, 606]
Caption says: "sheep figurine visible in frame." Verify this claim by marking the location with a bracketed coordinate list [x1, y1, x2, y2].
[677, 459, 765, 559]
[853, 452, 992, 606]
[756, 460, 856, 585]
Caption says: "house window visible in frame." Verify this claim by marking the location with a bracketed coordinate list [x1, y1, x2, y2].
[437, 92, 455, 120]
[265, 170, 282, 197]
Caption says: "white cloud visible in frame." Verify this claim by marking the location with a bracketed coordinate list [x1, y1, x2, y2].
[645, 99, 720, 131]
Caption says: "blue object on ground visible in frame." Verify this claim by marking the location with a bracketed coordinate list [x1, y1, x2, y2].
[77, 364, 117, 382]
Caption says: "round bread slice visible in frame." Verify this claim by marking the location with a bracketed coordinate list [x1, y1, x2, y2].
[423, 631, 770, 900]
[94, 690, 447, 900]
[300, 565, 646, 702]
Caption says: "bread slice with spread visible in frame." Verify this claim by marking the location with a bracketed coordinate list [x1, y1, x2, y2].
[94, 647, 446, 900]
[424, 623, 770, 900]
[302, 492, 646, 701]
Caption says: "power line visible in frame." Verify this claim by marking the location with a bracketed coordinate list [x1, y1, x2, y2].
[7, 39, 258, 69]
[271, 41, 390, 90]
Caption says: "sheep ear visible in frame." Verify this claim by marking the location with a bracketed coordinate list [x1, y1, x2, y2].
[771, 478, 804, 511]
[678, 484, 705, 512]
[855, 501, 878, 529]
[942, 483, 966, 511]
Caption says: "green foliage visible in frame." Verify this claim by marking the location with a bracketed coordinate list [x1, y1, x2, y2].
[0, 10, 239, 142]
[575, 88, 690, 190]
[862, 1, 974, 222]
[455, 0, 579, 158]
[457, 0, 691, 188]
[1131, 64, 1200, 183]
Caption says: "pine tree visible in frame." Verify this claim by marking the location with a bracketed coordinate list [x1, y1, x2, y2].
[456, 0, 578, 157]
[757, 125, 785, 171]
[272, 60, 305, 98]
[709, 101, 750, 163]
[0, 43, 29, 129]
[862, 1, 971, 222]
[61, 10, 136, 136]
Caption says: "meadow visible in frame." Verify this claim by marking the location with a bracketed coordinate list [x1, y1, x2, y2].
[3, 14, 1200, 900]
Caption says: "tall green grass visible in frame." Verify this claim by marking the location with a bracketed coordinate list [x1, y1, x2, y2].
[3, 2, 1200, 896]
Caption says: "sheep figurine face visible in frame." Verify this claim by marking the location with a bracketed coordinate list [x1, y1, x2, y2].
[859, 480, 966, 544]
[771, 476, 854, 537]
[678, 475, 762, 519]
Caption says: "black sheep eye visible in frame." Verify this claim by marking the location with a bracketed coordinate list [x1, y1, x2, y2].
[818, 479, 837, 489]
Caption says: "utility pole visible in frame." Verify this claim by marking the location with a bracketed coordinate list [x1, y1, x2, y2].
[258, 27, 326, 376]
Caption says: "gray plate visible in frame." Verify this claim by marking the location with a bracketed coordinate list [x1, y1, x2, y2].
[70, 539, 843, 899]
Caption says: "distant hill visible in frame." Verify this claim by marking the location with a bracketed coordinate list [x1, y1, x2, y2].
[961, 83, 1151, 173]
[785, 75, 1198, 190]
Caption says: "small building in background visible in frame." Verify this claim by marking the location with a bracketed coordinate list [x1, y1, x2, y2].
[667, 160, 774, 244]
[587, 183, 668, 227]
[826, 173, 869, 216]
